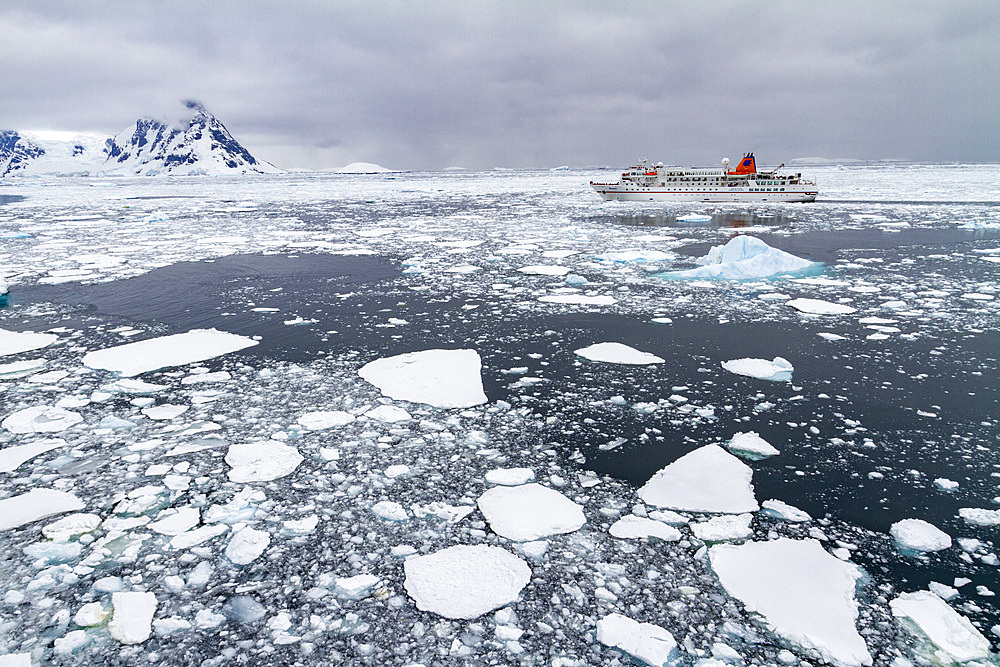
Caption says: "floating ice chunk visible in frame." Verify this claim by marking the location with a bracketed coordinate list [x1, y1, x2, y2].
[596, 612, 678, 666]
[297, 410, 355, 430]
[477, 483, 586, 541]
[609, 516, 681, 542]
[195, 609, 226, 628]
[103, 378, 167, 395]
[958, 507, 1000, 527]
[181, 371, 231, 385]
[2, 406, 83, 434]
[82, 328, 258, 376]
[890, 591, 990, 663]
[42, 513, 101, 541]
[518, 265, 571, 276]
[0, 489, 85, 531]
[0, 328, 58, 356]
[225, 526, 271, 565]
[648, 510, 689, 525]
[0, 359, 47, 380]
[74, 601, 109, 626]
[889, 519, 951, 554]
[928, 582, 959, 601]
[725, 431, 780, 460]
[710, 538, 871, 667]
[933, 478, 959, 492]
[691, 514, 754, 542]
[334, 574, 381, 600]
[411, 502, 476, 523]
[403, 545, 531, 619]
[365, 404, 412, 422]
[109, 591, 157, 644]
[225, 441, 303, 482]
[372, 500, 409, 522]
[358, 349, 487, 408]
[596, 249, 673, 262]
[142, 404, 189, 421]
[282, 515, 319, 535]
[721, 357, 793, 382]
[384, 464, 410, 478]
[761, 500, 812, 523]
[222, 596, 266, 624]
[574, 342, 664, 365]
[0, 438, 68, 472]
[169, 524, 228, 550]
[666, 236, 817, 281]
[786, 298, 857, 315]
[538, 294, 618, 306]
[638, 445, 758, 514]
[817, 332, 847, 341]
[485, 468, 536, 486]
[149, 507, 201, 535]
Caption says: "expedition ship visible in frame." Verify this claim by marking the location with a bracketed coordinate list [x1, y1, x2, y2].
[590, 153, 817, 203]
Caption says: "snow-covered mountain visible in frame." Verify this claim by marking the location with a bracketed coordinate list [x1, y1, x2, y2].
[1, 102, 280, 177]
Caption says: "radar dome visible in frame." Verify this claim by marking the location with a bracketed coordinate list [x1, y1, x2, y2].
[722, 157, 730, 167]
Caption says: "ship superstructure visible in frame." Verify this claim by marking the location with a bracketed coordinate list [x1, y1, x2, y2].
[590, 153, 817, 202]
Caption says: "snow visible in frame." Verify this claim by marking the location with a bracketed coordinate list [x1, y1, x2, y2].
[0, 489, 85, 531]
[889, 519, 952, 553]
[297, 410, 355, 430]
[596, 612, 678, 665]
[725, 431, 780, 459]
[403, 545, 531, 619]
[721, 357, 793, 381]
[358, 348, 488, 408]
[82, 328, 258, 376]
[225, 526, 271, 564]
[108, 591, 157, 644]
[0, 437, 67, 472]
[573, 342, 665, 365]
[710, 538, 872, 667]
[890, 591, 991, 663]
[638, 445, 759, 514]
[485, 467, 536, 486]
[2, 405, 82, 434]
[608, 515, 682, 542]
[666, 236, 817, 281]
[786, 298, 858, 315]
[225, 441, 304, 482]
[0, 328, 58, 356]
[691, 513, 754, 541]
[477, 483, 586, 541]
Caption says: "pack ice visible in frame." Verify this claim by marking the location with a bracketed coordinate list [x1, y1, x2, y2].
[596, 612, 678, 665]
[358, 348, 488, 408]
[573, 342, 665, 365]
[82, 328, 258, 376]
[666, 235, 817, 280]
[721, 357, 793, 382]
[0, 328, 58, 356]
[889, 591, 991, 663]
[477, 483, 586, 541]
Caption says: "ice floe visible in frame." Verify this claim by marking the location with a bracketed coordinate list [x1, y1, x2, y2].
[721, 357, 794, 382]
[485, 467, 536, 486]
[225, 526, 271, 565]
[573, 342, 665, 365]
[518, 265, 571, 276]
[108, 591, 157, 644]
[760, 499, 812, 523]
[225, 441, 304, 482]
[958, 507, 1000, 526]
[889, 518, 952, 554]
[82, 328, 258, 376]
[692, 513, 754, 542]
[890, 591, 991, 663]
[666, 235, 817, 281]
[537, 294, 617, 306]
[0, 489, 85, 530]
[2, 405, 83, 434]
[608, 515, 681, 541]
[786, 298, 858, 315]
[296, 410, 355, 430]
[0, 438, 67, 472]
[638, 445, 758, 513]
[403, 545, 531, 619]
[358, 348, 488, 408]
[710, 538, 872, 667]
[596, 612, 678, 665]
[477, 483, 586, 541]
[0, 328, 58, 356]
[724, 431, 780, 459]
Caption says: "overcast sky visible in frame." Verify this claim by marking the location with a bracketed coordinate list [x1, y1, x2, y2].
[3, 1, 998, 170]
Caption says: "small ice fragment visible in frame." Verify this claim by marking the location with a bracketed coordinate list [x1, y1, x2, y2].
[596, 612, 678, 665]
[403, 545, 531, 619]
[297, 410, 355, 430]
[786, 298, 857, 315]
[42, 513, 101, 541]
[148, 507, 201, 536]
[608, 516, 681, 541]
[477, 483, 586, 541]
[933, 478, 959, 492]
[74, 601, 109, 626]
[725, 431, 780, 459]
[372, 500, 409, 522]
[365, 404, 412, 423]
[761, 500, 812, 522]
[108, 591, 157, 644]
[889, 519, 952, 554]
[334, 574, 381, 600]
[142, 404, 189, 421]
[691, 514, 754, 542]
[225, 441, 303, 482]
[485, 468, 536, 486]
[518, 265, 571, 276]
[537, 294, 617, 306]
[573, 342, 664, 365]
[225, 526, 271, 565]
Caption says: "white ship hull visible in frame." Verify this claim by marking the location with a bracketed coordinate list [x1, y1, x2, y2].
[591, 184, 817, 203]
